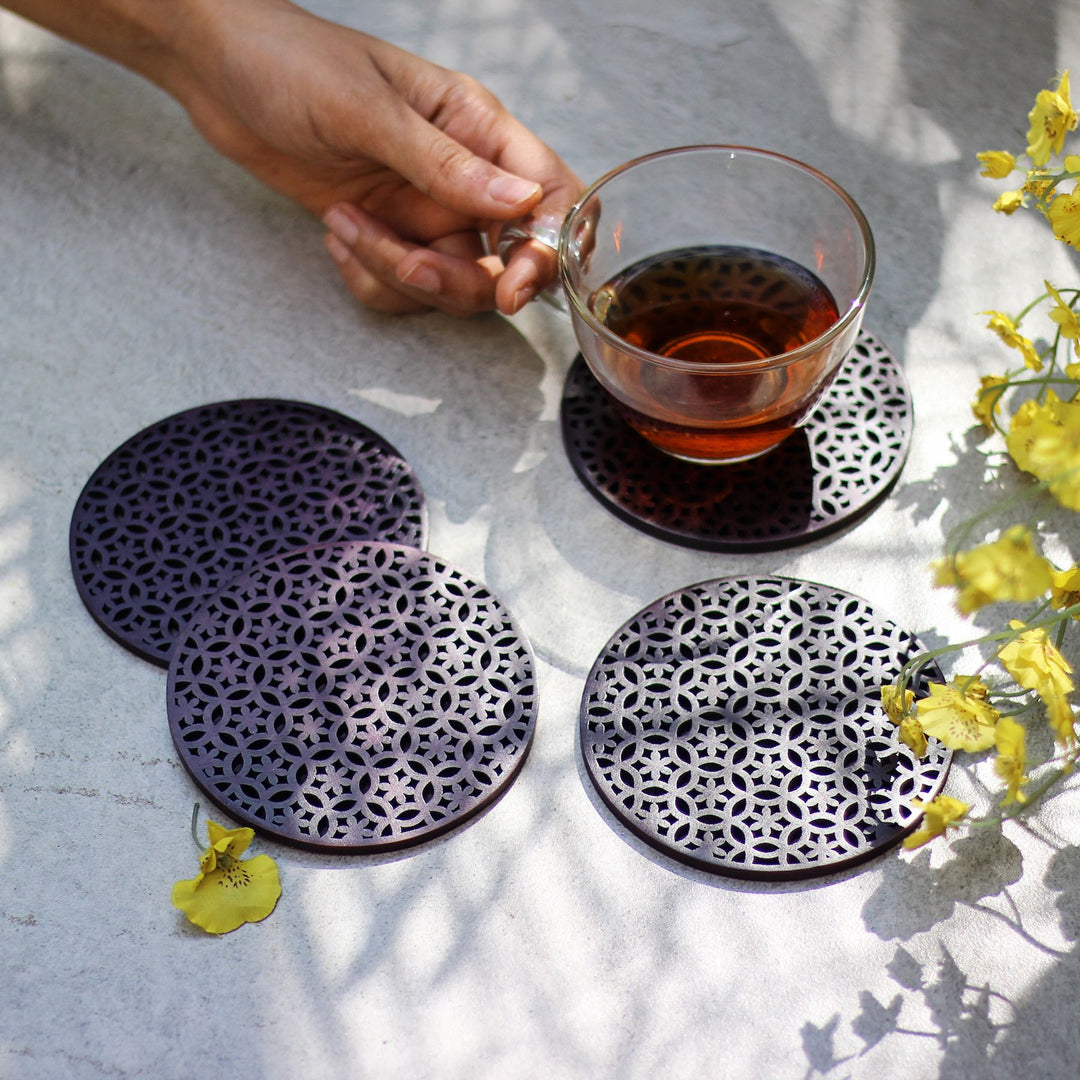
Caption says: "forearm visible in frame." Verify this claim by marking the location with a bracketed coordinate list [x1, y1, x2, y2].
[0, 0, 284, 97]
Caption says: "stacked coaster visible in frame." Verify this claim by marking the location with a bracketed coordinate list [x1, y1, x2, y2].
[70, 399, 537, 851]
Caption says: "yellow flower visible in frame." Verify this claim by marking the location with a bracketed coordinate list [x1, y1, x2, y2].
[1023, 171, 1054, 200]
[932, 525, 1053, 614]
[172, 818, 281, 935]
[1050, 564, 1080, 614]
[1007, 397, 1043, 473]
[898, 716, 928, 758]
[999, 619, 1074, 695]
[1045, 690, 1078, 746]
[994, 716, 1029, 805]
[972, 374, 1008, 429]
[1046, 189, 1080, 247]
[1046, 280, 1080, 340]
[993, 189, 1026, 215]
[915, 677, 1000, 751]
[1066, 361, 1080, 379]
[881, 684, 914, 723]
[1006, 390, 1080, 508]
[903, 795, 969, 850]
[983, 310, 1042, 370]
[881, 685, 926, 756]
[1026, 70, 1078, 165]
[999, 619, 1076, 746]
[978, 150, 1016, 178]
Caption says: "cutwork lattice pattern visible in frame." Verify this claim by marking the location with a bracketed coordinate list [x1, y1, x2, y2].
[560, 331, 912, 551]
[580, 576, 950, 879]
[167, 542, 537, 851]
[69, 399, 427, 665]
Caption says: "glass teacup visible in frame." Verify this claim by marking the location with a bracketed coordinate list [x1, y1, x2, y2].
[502, 145, 875, 465]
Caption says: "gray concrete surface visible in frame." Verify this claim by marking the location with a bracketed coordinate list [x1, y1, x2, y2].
[3, 1, 1080, 1077]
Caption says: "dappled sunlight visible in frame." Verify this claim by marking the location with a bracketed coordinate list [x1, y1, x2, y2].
[5, 0, 1080, 1076]
[766, 0, 959, 163]
[0, 463, 48, 864]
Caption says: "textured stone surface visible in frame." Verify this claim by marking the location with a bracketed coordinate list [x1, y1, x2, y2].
[1, 2, 1078, 1078]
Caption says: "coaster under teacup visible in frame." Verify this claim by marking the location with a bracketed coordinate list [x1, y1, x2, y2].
[561, 331, 912, 551]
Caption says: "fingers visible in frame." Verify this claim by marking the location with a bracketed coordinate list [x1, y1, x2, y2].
[315, 38, 585, 316]
[360, 69, 547, 225]
[323, 203, 502, 316]
[490, 162, 582, 315]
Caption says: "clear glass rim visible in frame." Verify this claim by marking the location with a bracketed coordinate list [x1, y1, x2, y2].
[558, 144, 876, 375]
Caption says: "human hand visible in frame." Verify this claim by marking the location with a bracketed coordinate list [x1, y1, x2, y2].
[167, 0, 582, 316]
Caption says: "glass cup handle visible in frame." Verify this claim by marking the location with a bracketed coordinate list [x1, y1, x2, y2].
[493, 213, 569, 313]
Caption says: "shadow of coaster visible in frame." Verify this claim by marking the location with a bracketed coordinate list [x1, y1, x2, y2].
[167, 541, 537, 853]
[69, 399, 427, 666]
[561, 331, 912, 551]
[580, 575, 950, 881]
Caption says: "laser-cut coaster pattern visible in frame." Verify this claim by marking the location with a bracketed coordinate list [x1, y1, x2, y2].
[70, 399, 426, 665]
[561, 331, 911, 551]
[167, 541, 537, 852]
[580, 575, 950, 880]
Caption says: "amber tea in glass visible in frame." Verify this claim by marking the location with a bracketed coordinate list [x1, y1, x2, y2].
[591, 244, 841, 461]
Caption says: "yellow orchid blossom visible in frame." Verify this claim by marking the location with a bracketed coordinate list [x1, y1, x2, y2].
[881, 684, 914, 724]
[915, 677, 1000, 751]
[994, 716, 1029, 805]
[999, 619, 1074, 695]
[1050, 564, 1080, 614]
[1046, 189, 1080, 247]
[972, 374, 1008, 429]
[1026, 70, 1078, 165]
[993, 190, 1025, 215]
[982, 310, 1042, 370]
[172, 816, 281, 935]
[977, 150, 1016, 178]
[898, 716, 928, 758]
[998, 620, 1076, 746]
[1045, 690, 1078, 747]
[903, 795, 969, 850]
[1045, 280, 1080, 345]
[880, 685, 926, 757]
[1023, 171, 1054, 200]
[932, 525, 1053, 614]
[1006, 390, 1080, 509]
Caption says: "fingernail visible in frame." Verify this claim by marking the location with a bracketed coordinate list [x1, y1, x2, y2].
[324, 233, 352, 265]
[510, 283, 537, 313]
[399, 261, 441, 295]
[323, 207, 360, 247]
[487, 174, 542, 208]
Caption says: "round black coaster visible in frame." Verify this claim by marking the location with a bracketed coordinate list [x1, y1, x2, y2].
[580, 575, 950, 880]
[561, 331, 912, 551]
[70, 399, 427, 666]
[167, 541, 537, 852]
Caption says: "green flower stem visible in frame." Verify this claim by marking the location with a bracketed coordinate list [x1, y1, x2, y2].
[190, 802, 202, 850]
[943, 475, 1056, 558]
[1014, 291, 1051, 323]
[1002, 751, 1080, 819]
[896, 601, 1080, 693]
